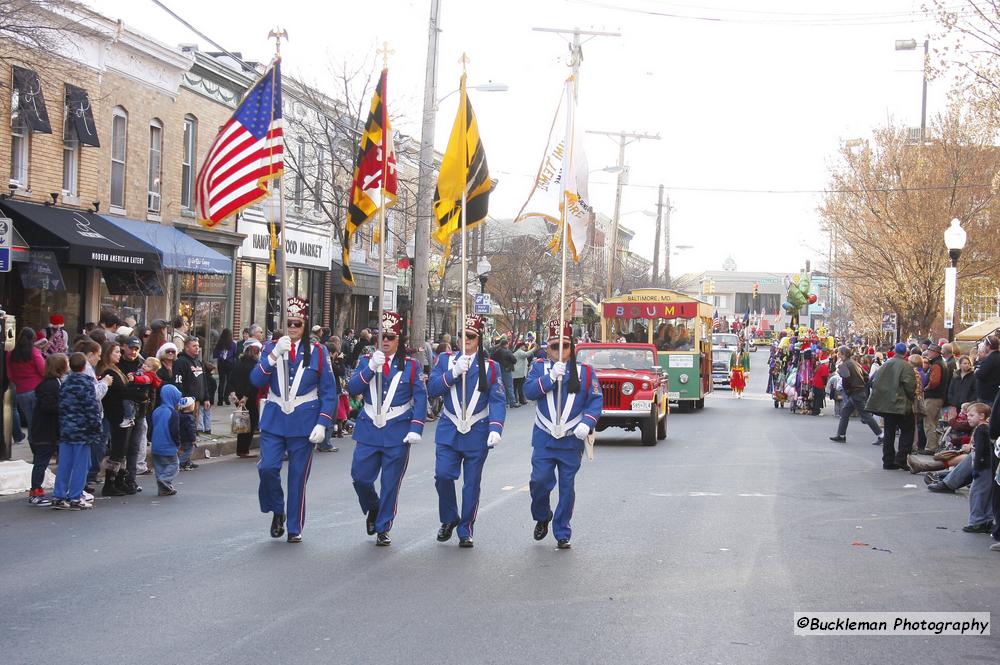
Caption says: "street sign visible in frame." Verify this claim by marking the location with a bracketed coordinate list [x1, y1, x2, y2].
[474, 293, 491, 315]
[0, 217, 11, 273]
[881, 312, 897, 333]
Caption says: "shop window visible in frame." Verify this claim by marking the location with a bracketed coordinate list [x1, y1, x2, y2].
[147, 119, 163, 215]
[313, 146, 324, 211]
[110, 106, 128, 210]
[99, 272, 146, 326]
[18, 263, 83, 334]
[293, 138, 305, 210]
[9, 115, 29, 187]
[240, 262, 253, 330]
[62, 112, 79, 196]
[181, 115, 197, 210]
[253, 263, 268, 330]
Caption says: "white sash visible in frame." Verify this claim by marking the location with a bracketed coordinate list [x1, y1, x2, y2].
[367, 364, 410, 428]
[273, 343, 309, 415]
[534, 361, 580, 438]
[447, 354, 486, 434]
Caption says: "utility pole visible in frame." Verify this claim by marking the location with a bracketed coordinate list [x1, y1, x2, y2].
[587, 129, 660, 298]
[652, 184, 663, 284]
[663, 193, 671, 288]
[411, 0, 441, 349]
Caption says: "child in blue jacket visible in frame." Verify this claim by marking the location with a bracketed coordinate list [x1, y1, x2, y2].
[52, 353, 103, 510]
[151, 385, 183, 496]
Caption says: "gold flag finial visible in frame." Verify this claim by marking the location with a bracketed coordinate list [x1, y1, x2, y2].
[459, 52, 470, 73]
[377, 41, 394, 69]
[268, 28, 288, 56]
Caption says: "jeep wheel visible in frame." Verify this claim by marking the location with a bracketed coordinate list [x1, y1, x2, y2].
[641, 406, 657, 446]
[656, 403, 667, 440]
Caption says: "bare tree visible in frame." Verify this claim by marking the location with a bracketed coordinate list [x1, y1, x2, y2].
[821, 105, 1000, 338]
[926, 1, 1000, 123]
[0, 1, 90, 73]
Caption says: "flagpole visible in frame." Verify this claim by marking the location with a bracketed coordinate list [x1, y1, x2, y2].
[268, 29, 288, 335]
[375, 44, 392, 422]
[555, 74, 576, 431]
[458, 59, 469, 420]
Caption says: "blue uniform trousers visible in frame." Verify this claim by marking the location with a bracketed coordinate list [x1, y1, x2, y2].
[529, 446, 583, 541]
[351, 442, 411, 534]
[257, 433, 314, 536]
[435, 443, 489, 538]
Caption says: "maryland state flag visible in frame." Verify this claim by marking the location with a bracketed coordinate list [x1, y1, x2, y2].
[433, 74, 490, 268]
[342, 68, 397, 285]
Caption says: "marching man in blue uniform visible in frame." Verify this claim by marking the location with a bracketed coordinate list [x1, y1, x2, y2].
[251, 297, 337, 543]
[348, 311, 427, 546]
[428, 314, 507, 548]
[523, 319, 603, 549]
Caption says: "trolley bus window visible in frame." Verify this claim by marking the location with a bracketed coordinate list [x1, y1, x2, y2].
[652, 318, 695, 351]
[608, 319, 649, 343]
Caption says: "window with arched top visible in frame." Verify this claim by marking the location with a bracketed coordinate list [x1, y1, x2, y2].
[181, 114, 197, 210]
[110, 106, 128, 209]
[147, 118, 163, 215]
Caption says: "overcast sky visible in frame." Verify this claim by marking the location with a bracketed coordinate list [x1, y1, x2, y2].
[85, 0, 950, 278]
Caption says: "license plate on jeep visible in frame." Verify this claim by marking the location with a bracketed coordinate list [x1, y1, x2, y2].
[630, 400, 651, 411]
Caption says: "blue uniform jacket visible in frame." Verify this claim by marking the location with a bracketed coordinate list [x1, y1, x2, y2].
[251, 339, 337, 437]
[428, 352, 506, 451]
[348, 354, 427, 447]
[523, 359, 603, 451]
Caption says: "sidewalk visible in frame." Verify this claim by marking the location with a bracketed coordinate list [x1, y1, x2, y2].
[5, 403, 255, 465]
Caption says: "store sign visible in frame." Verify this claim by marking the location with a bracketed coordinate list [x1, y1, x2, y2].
[20, 250, 63, 290]
[239, 220, 331, 269]
[0, 217, 11, 272]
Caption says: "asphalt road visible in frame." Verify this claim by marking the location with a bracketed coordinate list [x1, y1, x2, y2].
[2, 350, 997, 664]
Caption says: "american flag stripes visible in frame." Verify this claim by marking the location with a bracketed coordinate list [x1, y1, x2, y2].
[196, 61, 284, 228]
[712, 310, 721, 332]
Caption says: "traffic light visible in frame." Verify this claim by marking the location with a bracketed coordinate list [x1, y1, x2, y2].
[752, 283, 759, 298]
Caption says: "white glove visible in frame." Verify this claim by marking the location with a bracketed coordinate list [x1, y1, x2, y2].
[308, 424, 326, 444]
[403, 432, 422, 445]
[452, 354, 472, 378]
[270, 336, 292, 362]
[487, 431, 502, 448]
[549, 361, 566, 381]
[368, 350, 386, 372]
[573, 422, 591, 440]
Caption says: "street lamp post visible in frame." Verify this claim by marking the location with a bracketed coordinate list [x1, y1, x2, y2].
[477, 257, 491, 294]
[895, 37, 929, 142]
[533, 276, 544, 342]
[943, 218, 967, 342]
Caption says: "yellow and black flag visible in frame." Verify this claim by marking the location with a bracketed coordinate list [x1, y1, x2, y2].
[432, 74, 490, 268]
[342, 68, 397, 285]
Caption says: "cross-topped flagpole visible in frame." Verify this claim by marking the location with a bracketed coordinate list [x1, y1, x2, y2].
[268, 27, 288, 333]
[374, 40, 394, 425]
[459, 52, 470, 423]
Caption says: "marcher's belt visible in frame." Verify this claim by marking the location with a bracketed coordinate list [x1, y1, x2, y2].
[534, 412, 582, 439]
[267, 389, 318, 414]
[363, 402, 412, 426]
[443, 407, 488, 433]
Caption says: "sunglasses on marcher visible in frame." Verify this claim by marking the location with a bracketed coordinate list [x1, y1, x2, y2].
[464, 333, 478, 341]
[548, 343, 563, 351]
[287, 321, 304, 328]
[382, 333, 397, 341]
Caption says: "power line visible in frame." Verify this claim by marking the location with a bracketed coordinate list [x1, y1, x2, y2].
[147, 0, 257, 72]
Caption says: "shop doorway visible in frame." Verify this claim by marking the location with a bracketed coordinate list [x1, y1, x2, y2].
[181, 297, 226, 362]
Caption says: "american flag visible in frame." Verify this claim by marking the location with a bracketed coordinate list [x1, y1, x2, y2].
[196, 62, 284, 228]
[712, 309, 721, 332]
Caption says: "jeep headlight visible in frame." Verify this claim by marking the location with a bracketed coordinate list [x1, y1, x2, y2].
[679, 374, 689, 384]
[621, 381, 635, 396]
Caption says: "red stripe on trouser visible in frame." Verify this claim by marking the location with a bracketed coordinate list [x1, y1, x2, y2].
[385, 446, 411, 532]
[297, 449, 314, 533]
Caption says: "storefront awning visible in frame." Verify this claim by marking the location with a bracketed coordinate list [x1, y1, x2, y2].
[103, 215, 231, 274]
[331, 259, 379, 296]
[0, 200, 160, 271]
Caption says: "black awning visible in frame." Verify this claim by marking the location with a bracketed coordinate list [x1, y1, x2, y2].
[0, 200, 160, 271]
[65, 83, 99, 147]
[11, 66, 51, 134]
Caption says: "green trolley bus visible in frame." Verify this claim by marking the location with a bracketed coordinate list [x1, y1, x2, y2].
[598, 289, 714, 412]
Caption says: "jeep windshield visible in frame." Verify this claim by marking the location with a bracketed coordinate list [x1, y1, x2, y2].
[577, 348, 656, 371]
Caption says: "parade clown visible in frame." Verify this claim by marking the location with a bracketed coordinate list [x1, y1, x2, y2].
[427, 314, 507, 548]
[348, 311, 427, 546]
[251, 297, 337, 543]
[523, 319, 603, 549]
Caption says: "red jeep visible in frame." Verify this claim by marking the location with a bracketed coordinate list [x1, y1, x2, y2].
[576, 343, 668, 446]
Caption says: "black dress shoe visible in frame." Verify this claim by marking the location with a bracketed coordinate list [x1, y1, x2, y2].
[533, 520, 550, 541]
[287, 533, 302, 543]
[556, 539, 572, 549]
[829, 436, 846, 443]
[872, 439, 883, 446]
[459, 537, 474, 548]
[882, 463, 901, 470]
[927, 482, 954, 493]
[270, 513, 286, 538]
[376, 532, 391, 546]
[366, 509, 378, 536]
[437, 520, 459, 542]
